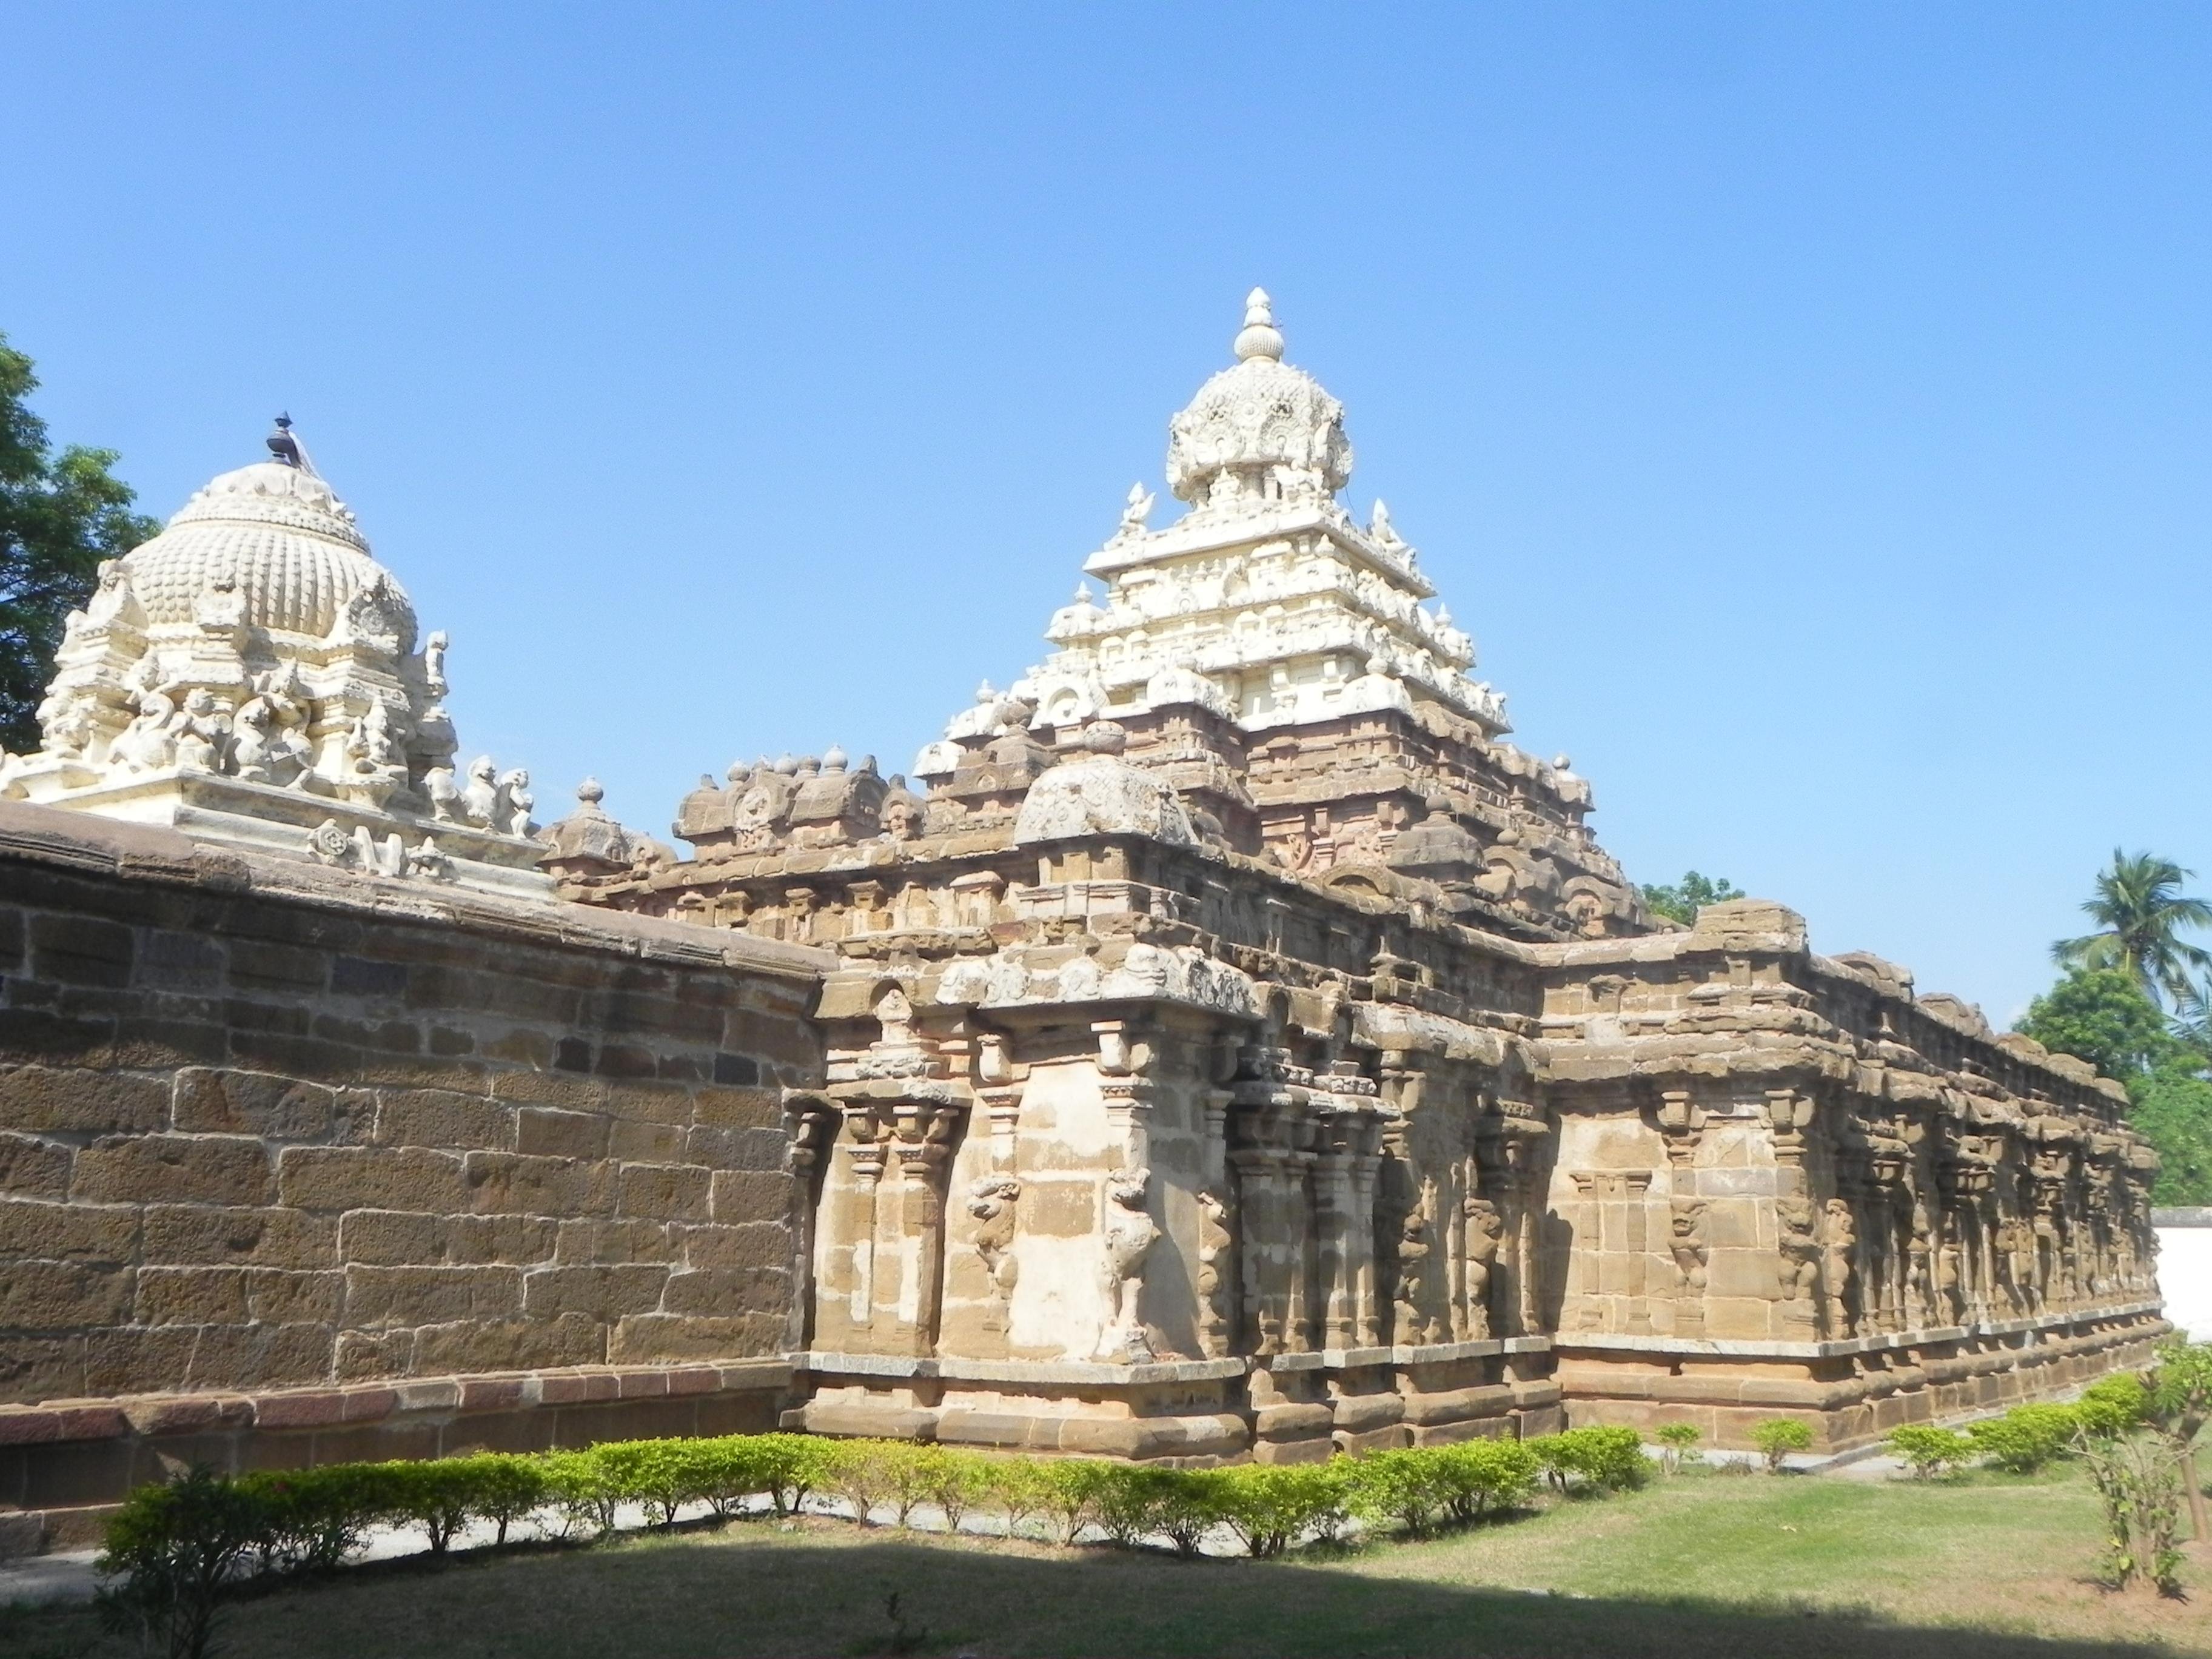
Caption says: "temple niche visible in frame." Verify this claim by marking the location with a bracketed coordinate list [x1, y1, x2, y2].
[0, 421, 548, 897]
[554, 290, 2164, 1453]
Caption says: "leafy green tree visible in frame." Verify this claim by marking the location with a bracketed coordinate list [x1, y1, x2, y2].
[2016, 968, 2179, 1081]
[2053, 851, 2212, 1007]
[2131, 1067, 2212, 1207]
[2015, 964, 2212, 1202]
[0, 333, 161, 754]
[1640, 870, 1746, 926]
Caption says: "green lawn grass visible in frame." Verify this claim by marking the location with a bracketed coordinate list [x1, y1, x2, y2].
[9, 1465, 2211, 1658]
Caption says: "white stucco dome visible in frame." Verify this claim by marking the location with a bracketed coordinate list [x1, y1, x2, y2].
[119, 456, 415, 648]
[1165, 289, 1353, 504]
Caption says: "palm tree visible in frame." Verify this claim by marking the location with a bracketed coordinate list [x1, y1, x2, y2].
[2052, 850, 2212, 1005]
[2175, 977, 2212, 1056]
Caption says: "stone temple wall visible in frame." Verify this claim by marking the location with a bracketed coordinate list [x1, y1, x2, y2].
[1536, 902, 2165, 1446]
[0, 803, 826, 1550]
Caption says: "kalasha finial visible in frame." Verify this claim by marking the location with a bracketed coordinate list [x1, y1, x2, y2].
[1233, 287, 1284, 363]
[266, 412, 302, 467]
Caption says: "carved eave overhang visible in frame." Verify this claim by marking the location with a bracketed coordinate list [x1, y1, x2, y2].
[1534, 900, 2137, 1121]
[1352, 1001, 1524, 1072]
[1536, 1030, 1863, 1091]
[1082, 499, 1438, 602]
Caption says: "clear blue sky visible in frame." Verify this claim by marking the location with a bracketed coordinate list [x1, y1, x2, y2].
[5, 5, 2207, 1022]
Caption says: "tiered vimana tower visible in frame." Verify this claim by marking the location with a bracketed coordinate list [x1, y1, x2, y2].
[548, 292, 2162, 1455]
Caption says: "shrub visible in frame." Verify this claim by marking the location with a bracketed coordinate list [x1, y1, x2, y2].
[96, 1465, 264, 1659]
[1886, 1425, 1972, 1479]
[539, 1449, 620, 1538]
[1529, 1427, 1649, 1494]
[1141, 1468, 1229, 1558]
[977, 1455, 1055, 1538]
[2077, 1374, 2151, 1440]
[1435, 1439, 1540, 1522]
[235, 1463, 393, 1575]
[592, 1440, 697, 1527]
[923, 1448, 988, 1533]
[1346, 1449, 1455, 1536]
[1652, 1423, 1701, 1474]
[669, 1437, 769, 1522]
[1041, 1457, 1115, 1546]
[465, 1453, 552, 1543]
[826, 1439, 896, 1526]
[2080, 1432, 2186, 1595]
[377, 1458, 483, 1555]
[1213, 1463, 1349, 1557]
[1090, 1464, 1183, 1549]
[1749, 1419, 1813, 1472]
[751, 1432, 836, 1516]
[863, 1441, 945, 1530]
[1966, 1404, 2079, 1473]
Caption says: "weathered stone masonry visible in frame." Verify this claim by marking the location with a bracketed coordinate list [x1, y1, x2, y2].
[0, 805, 826, 1550]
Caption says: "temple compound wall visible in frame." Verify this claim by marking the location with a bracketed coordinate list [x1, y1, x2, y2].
[0, 804, 824, 1549]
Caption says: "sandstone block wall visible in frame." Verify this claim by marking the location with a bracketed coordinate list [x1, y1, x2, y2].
[0, 805, 828, 1546]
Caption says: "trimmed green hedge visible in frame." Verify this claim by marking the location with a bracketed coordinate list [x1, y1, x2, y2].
[95, 1426, 1631, 1652]
[99, 1429, 1586, 1567]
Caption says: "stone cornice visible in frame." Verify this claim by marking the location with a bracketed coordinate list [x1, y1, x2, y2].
[0, 799, 830, 982]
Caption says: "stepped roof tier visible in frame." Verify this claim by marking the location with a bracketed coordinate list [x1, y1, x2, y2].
[0, 423, 550, 897]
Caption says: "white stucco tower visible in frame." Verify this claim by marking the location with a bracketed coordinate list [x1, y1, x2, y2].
[1, 423, 551, 896]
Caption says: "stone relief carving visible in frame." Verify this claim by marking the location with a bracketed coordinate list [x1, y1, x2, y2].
[966, 1175, 1021, 1333]
[1196, 1186, 1234, 1355]
[1667, 1199, 1709, 1297]
[306, 816, 454, 882]
[1461, 1195, 1502, 1340]
[1394, 1198, 1434, 1346]
[1094, 1167, 1158, 1362]
[1777, 1193, 1822, 1323]
[1822, 1197, 1858, 1338]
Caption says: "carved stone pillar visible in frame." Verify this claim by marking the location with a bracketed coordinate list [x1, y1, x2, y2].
[1769, 1085, 1820, 1338]
[1375, 1051, 1425, 1347]
[1312, 1111, 1358, 1350]
[1232, 1044, 1305, 1355]
[783, 1093, 839, 1350]
[1197, 1085, 1236, 1358]
[1284, 1114, 1320, 1352]
[885, 1100, 960, 1354]
[1230, 1141, 1287, 1355]
[844, 1110, 886, 1330]
[1482, 1102, 1548, 1338]
[1094, 1018, 1155, 1171]
[1821, 1176, 1862, 1340]
[1349, 1119, 1384, 1347]
[1655, 1089, 1707, 1338]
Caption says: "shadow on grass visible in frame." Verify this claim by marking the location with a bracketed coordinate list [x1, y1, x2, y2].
[13, 1520, 2189, 1659]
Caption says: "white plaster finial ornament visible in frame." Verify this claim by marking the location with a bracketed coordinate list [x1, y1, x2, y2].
[0, 422, 551, 897]
[1233, 287, 1284, 362]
